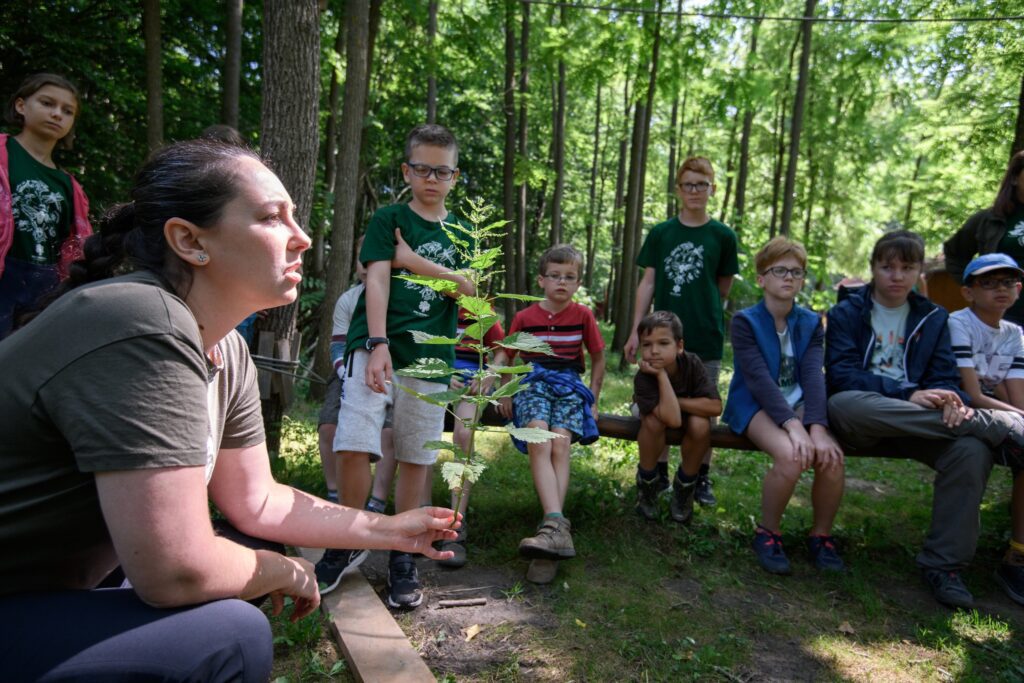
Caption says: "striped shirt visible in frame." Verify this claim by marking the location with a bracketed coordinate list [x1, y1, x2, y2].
[507, 302, 604, 374]
[454, 307, 506, 363]
[948, 307, 1024, 395]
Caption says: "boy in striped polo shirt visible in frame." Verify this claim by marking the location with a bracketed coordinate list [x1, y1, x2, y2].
[494, 244, 605, 583]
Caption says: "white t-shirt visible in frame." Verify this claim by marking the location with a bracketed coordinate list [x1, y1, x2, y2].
[870, 299, 910, 381]
[776, 326, 803, 408]
[330, 282, 365, 371]
[948, 307, 1024, 394]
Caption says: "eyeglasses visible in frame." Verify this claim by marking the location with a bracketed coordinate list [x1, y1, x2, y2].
[407, 163, 457, 181]
[762, 266, 806, 279]
[543, 273, 579, 283]
[975, 277, 1021, 290]
[678, 181, 712, 194]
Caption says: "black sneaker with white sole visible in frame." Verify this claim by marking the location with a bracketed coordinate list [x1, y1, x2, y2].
[315, 548, 369, 595]
[386, 552, 423, 609]
[695, 474, 717, 507]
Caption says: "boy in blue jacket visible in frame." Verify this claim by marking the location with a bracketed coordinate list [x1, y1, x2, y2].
[826, 230, 1024, 608]
[723, 237, 845, 575]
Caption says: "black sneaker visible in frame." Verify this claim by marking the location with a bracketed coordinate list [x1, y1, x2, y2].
[315, 548, 369, 595]
[995, 560, 1024, 606]
[921, 568, 974, 609]
[695, 474, 717, 507]
[635, 472, 660, 521]
[386, 553, 423, 609]
[807, 534, 846, 573]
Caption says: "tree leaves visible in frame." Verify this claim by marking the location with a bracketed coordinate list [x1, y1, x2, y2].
[495, 331, 553, 355]
[506, 425, 566, 443]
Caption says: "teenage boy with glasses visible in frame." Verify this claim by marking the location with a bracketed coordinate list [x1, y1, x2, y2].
[625, 156, 739, 507]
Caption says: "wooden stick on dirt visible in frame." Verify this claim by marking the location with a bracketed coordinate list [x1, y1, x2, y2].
[437, 598, 488, 608]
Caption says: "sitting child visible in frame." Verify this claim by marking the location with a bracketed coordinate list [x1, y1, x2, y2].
[723, 237, 845, 574]
[949, 253, 1024, 605]
[633, 311, 722, 525]
[494, 244, 605, 584]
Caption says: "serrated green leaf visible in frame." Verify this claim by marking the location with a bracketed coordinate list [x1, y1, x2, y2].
[464, 315, 499, 342]
[396, 273, 458, 293]
[469, 247, 502, 271]
[393, 383, 466, 407]
[493, 293, 545, 302]
[506, 425, 566, 443]
[491, 375, 526, 398]
[458, 295, 494, 317]
[422, 440, 468, 459]
[496, 331, 553, 355]
[410, 330, 461, 345]
[396, 358, 457, 378]
[491, 363, 534, 374]
[481, 219, 510, 233]
[440, 460, 487, 490]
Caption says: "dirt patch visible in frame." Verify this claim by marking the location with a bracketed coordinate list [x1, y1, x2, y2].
[845, 477, 890, 496]
[360, 552, 568, 681]
[736, 638, 827, 682]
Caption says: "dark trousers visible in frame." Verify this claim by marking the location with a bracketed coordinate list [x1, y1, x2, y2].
[0, 255, 59, 338]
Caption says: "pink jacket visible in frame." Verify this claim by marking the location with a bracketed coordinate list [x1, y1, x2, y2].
[0, 133, 92, 279]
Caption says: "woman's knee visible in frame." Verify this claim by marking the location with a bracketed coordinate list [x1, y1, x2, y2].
[189, 599, 273, 683]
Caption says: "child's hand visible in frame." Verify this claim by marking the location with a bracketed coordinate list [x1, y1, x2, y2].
[449, 374, 466, 391]
[784, 419, 815, 470]
[497, 396, 514, 419]
[391, 228, 415, 270]
[365, 345, 393, 394]
[623, 332, 640, 364]
[809, 424, 844, 471]
[638, 359, 662, 376]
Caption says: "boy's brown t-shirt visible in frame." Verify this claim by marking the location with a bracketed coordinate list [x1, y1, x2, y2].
[633, 350, 720, 416]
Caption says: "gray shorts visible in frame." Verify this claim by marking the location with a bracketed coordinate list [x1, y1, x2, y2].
[317, 372, 393, 429]
[333, 350, 445, 465]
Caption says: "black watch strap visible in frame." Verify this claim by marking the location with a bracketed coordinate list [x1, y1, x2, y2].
[366, 336, 390, 351]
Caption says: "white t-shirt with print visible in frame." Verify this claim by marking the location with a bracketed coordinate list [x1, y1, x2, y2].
[870, 300, 910, 382]
[948, 307, 1024, 395]
[776, 326, 803, 408]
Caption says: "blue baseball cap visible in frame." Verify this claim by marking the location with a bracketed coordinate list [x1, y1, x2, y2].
[963, 253, 1024, 284]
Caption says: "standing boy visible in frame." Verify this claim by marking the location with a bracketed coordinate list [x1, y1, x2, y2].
[624, 157, 739, 505]
[633, 311, 722, 524]
[948, 253, 1024, 605]
[494, 244, 605, 584]
[317, 124, 474, 610]
[826, 230, 1024, 608]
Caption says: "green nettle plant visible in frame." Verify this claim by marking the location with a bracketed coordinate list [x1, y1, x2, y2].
[393, 199, 564, 522]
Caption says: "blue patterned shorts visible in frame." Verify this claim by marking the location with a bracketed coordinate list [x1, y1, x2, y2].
[512, 379, 585, 437]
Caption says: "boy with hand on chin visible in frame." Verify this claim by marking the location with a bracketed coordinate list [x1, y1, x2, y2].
[723, 238, 845, 575]
[317, 124, 474, 611]
[948, 253, 1024, 605]
[494, 244, 605, 584]
[633, 311, 722, 524]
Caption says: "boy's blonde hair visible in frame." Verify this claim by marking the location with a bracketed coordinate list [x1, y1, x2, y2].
[538, 243, 583, 275]
[675, 156, 715, 185]
[755, 237, 807, 273]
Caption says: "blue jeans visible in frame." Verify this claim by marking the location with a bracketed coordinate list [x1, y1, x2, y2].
[0, 256, 60, 338]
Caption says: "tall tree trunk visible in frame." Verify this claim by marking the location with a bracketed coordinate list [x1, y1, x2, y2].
[779, 0, 817, 237]
[770, 31, 801, 238]
[142, 0, 163, 151]
[608, 79, 631, 323]
[585, 83, 601, 292]
[501, 0, 517, 322]
[314, 0, 369, 402]
[260, 0, 321, 453]
[1012, 71, 1024, 159]
[720, 115, 738, 221]
[352, 0, 383, 236]
[667, 95, 679, 218]
[733, 16, 762, 235]
[314, 11, 347, 279]
[426, 0, 438, 123]
[515, 1, 530, 301]
[550, 3, 567, 246]
[222, 0, 242, 129]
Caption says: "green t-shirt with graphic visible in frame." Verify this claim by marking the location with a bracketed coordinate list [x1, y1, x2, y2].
[346, 203, 468, 384]
[997, 206, 1024, 323]
[6, 137, 72, 265]
[637, 216, 739, 361]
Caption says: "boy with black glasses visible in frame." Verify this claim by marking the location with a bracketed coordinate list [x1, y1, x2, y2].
[625, 157, 739, 506]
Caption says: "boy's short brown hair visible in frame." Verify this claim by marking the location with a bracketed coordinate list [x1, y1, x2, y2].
[674, 156, 715, 185]
[405, 123, 459, 165]
[755, 236, 807, 273]
[871, 230, 925, 266]
[538, 243, 583, 275]
[637, 310, 684, 342]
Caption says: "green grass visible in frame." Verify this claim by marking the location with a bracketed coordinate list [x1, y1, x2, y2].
[268, 334, 1024, 681]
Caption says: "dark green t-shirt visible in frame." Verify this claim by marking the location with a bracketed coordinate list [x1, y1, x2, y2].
[0, 271, 265, 594]
[346, 203, 468, 382]
[637, 216, 739, 361]
[6, 136, 72, 265]
[996, 206, 1024, 323]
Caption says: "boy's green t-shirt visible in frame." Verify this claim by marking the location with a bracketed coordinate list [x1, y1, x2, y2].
[637, 216, 739, 361]
[6, 136, 72, 265]
[345, 203, 467, 383]
[996, 206, 1024, 323]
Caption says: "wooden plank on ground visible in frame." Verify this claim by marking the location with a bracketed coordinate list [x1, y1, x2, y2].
[298, 547, 434, 683]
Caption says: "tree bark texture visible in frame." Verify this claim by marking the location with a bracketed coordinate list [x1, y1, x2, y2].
[501, 0, 517, 323]
[779, 0, 817, 237]
[516, 1, 530, 301]
[733, 17, 761, 234]
[770, 30, 801, 238]
[222, 0, 243, 129]
[427, 0, 438, 123]
[586, 83, 601, 292]
[1013, 71, 1024, 159]
[315, 12, 348, 278]
[142, 0, 163, 151]
[549, 4, 567, 246]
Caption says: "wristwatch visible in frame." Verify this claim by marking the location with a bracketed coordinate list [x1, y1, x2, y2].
[365, 337, 390, 351]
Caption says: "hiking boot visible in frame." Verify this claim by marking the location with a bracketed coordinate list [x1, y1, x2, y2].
[921, 568, 974, 609]
[657, 470, 672, 496]
[695, 474, 717, 507]
[315, 548, 369, 595]
[437, 525, 468, 569]
[808, 534, 846, 573]
[635, 472, 660, 521]
[995, 550, 1024, 606]
[526, 559, 558, 584]
[386, 552, 423, 609]
[752, 526, 791, 575]
[518, 516, 575, 560]
[669, 475, 696, 524]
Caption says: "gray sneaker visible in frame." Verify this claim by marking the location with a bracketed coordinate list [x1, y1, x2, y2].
[518, 516, 575, 560]
[921, 568, 974, 609]
[437, 525, 467, 568]
[670, 476, 696, 525]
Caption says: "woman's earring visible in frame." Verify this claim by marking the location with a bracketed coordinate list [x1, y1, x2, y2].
[197, 252, 209, 263]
